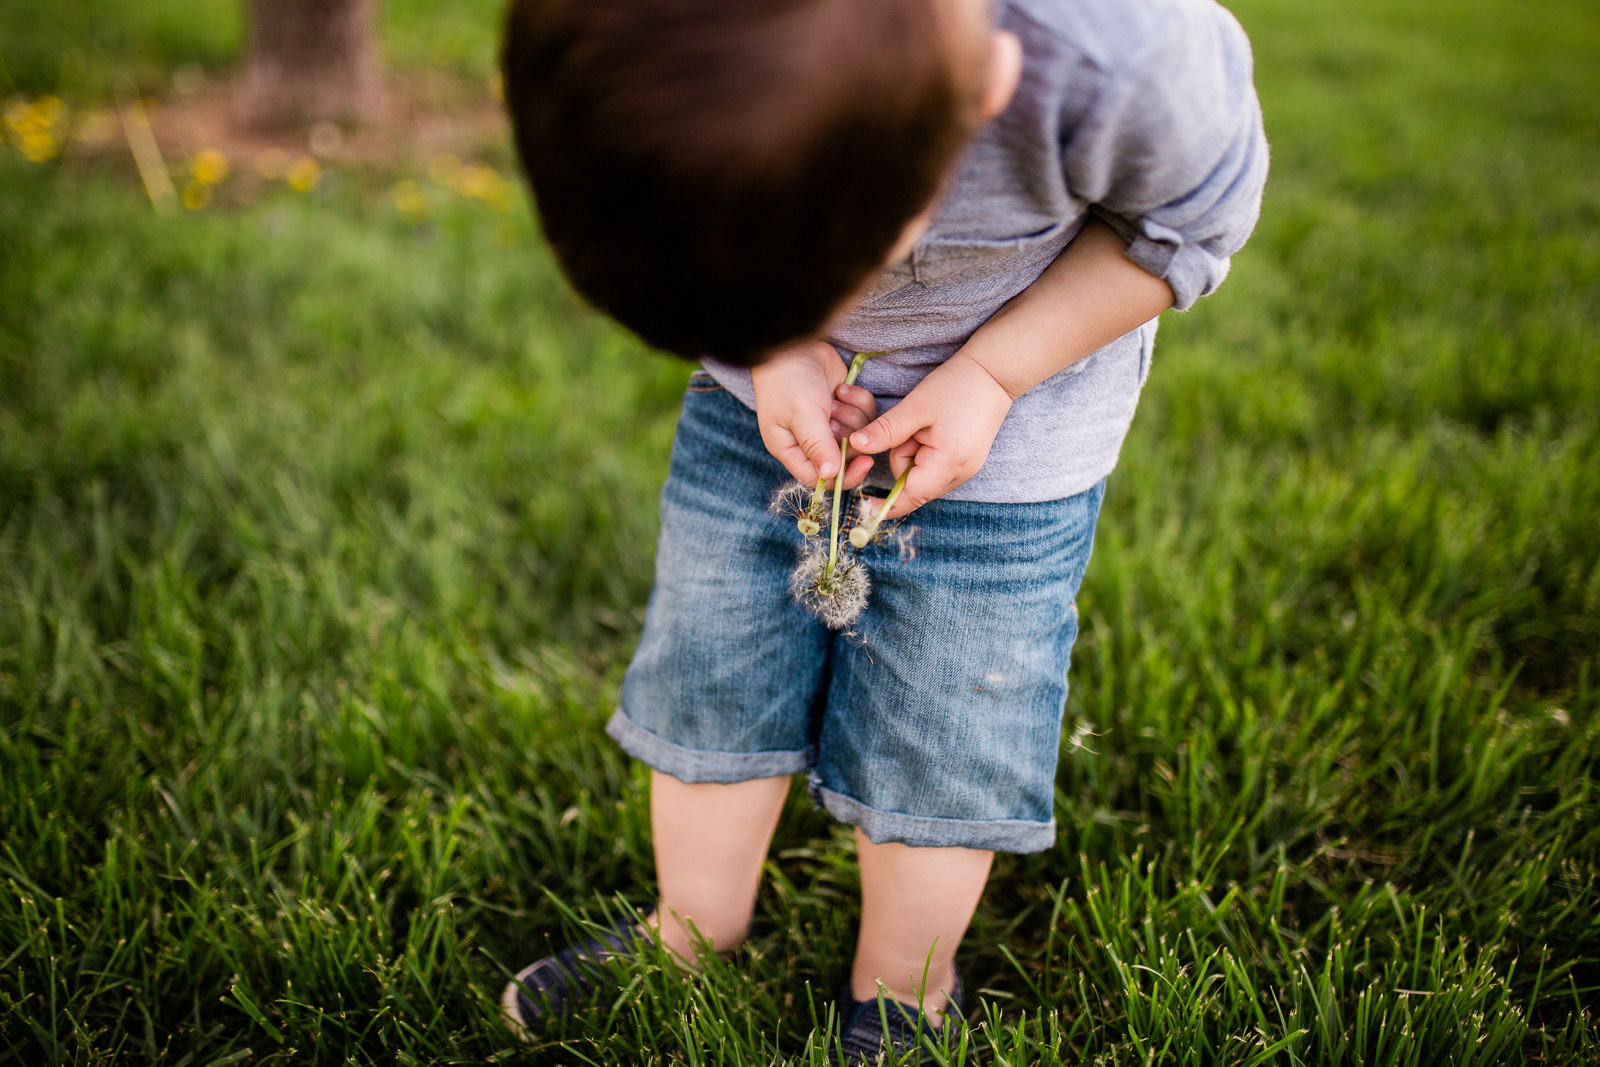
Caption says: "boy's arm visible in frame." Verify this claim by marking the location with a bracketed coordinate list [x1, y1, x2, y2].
[854, 0, 1267, 520]
[849, 218, 1173, 519]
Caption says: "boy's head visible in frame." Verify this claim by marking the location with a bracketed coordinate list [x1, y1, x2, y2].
[502, 0, 1021, 365]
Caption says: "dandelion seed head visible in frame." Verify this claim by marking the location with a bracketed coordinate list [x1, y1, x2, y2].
[788, 543, 871, 628]
[788, 543, 830, 610]
[769, 481, 815, 519]
[1067, 720, 1100, 754]
[797, 516, 821, 537]
[848, 526, 872, 549]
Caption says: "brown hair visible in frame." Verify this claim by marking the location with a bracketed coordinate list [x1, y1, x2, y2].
[502, 0, 984, 365]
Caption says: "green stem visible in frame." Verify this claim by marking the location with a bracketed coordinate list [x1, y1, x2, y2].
[824, 351, 875, 578]
[852, 457, 914, 547]
[845, 351, 872, 386]
[827, 439, 848, 578]
[874, 460, 914, 533]
[878, 459, 914, 516]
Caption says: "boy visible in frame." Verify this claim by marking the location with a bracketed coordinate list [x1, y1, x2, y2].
[499, 0, 1266, 1060]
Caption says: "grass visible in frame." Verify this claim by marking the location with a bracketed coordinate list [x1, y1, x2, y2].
[0, 0, 506, 94]
[1, 0, 1597, 1062]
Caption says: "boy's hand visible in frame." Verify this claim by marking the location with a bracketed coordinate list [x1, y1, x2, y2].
[751, 341, 879, 489]
[847, 351, 1014, 520]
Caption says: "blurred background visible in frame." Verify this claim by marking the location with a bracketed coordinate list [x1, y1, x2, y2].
[1, 0, 516, 215]
[1, 0, 1597, 1064]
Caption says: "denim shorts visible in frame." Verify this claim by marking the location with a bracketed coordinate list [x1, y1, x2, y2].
[608, 375, 1103, 853]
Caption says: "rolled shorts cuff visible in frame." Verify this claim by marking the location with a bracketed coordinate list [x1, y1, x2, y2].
[606, 709, 809, 784]
[818, 788, 1056, 854]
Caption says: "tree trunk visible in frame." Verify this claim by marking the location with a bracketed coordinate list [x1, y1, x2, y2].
[236, 0, 382, 130]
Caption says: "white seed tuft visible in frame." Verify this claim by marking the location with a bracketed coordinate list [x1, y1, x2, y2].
[788, 542, 871, 628]
[768, 481, 814, 519]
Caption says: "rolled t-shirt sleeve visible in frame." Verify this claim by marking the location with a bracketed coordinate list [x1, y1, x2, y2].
[1064, 0, 1269, 310]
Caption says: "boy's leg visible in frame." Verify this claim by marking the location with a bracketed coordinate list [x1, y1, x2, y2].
[813, 482, 1105, 1038]
[851, 832, 992, 1023]
[610, 383, 828, 958]
[647, 769, 791, 960]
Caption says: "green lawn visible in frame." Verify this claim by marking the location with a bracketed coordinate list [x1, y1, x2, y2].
[2, 0, 1597, 1063]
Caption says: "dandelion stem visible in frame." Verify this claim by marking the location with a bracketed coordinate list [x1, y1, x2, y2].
[853, 457, 915, 547]
[828, 438, 849, 578]
[844, 351, 873, 386]
[824, 351, 874, 579]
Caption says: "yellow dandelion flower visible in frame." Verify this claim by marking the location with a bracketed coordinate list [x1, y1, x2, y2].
[6, 96, 69, 162]
[181, 179, 213, 211]
[4, 98, 33, 134]
[20, 130, 59, 162]
[255, 147, 289, 180]
[453, 164, 519, 211]
[454, 163, 499, 200]
[488, 180, 519, 213]
[33, 96, 66, 127]
[189, 148, 230, 185]
[391, 179, 428, 222]
[285, 155, 321, 193]
[427, 153, 461, 187]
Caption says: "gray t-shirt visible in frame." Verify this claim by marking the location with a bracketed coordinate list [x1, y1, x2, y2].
[703, 0, 1268, 502]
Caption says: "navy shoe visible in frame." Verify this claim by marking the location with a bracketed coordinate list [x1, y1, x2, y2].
[501, 914, 653, 1037]
[834, 969, 964, 1065]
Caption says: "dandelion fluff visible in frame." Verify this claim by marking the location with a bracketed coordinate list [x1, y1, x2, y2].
[788, 542, 871, 629]
[768, 481, 814, 519]
[769, 481, 828, 539]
